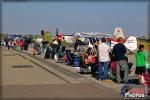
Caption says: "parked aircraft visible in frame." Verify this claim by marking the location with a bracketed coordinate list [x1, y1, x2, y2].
[63, 27, 137, 53]
[110, 27, 137, 53]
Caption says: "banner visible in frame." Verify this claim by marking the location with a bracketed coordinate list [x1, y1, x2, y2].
[44, 31, 52, 42]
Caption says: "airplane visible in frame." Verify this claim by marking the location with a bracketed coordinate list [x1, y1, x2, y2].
[63, 27, 138, 53]
[110, 27, 137, 54]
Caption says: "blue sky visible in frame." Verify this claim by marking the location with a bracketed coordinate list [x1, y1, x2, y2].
[2, 2, 148, 37]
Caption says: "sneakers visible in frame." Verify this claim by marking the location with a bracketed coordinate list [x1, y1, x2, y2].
[98, 79, 112, 83]
[97, 79, 103, 81]
[122, 80, 128, 84]
[116, 81, 121, 84]
[102, 79, 112, 82]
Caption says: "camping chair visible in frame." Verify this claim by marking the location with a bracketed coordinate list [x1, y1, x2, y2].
[66, 50, 74, 65]
[80, 55, 96, 74]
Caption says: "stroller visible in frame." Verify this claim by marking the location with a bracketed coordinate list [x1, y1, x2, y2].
[66, 50, 74, 65]
[33, 42, 41, 55]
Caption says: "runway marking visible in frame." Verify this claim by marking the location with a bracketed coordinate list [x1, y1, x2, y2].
[8, 50, 72, 83]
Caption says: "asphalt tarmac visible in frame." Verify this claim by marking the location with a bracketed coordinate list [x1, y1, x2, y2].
[1, 48, 121, 100]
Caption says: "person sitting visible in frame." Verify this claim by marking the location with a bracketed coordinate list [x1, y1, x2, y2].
[84, 53, 89, 65]
[86, 47, 93, 55]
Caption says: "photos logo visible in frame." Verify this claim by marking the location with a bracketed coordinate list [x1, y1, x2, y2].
[121, 85, 146, 98]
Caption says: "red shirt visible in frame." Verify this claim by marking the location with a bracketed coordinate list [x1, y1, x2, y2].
[20, 41, 24, 46]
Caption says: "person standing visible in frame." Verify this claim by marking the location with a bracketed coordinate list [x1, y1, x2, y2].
[20, 39, 24, 51]
[106, 38, 111, 47]
[7, 40, 10, 50]
[15, 39, 20, 52]
[5, 39, 8, 48]
[52, 39, 58, 59]
[44, 43, 50, 59]
[135, 45, 146, 83]
[112, 37, 128, 84]
[97, 37, 111, 81]
[61, 37, 67, 52]
[94, 39, 99, 51]
[24, 38, 28, 50]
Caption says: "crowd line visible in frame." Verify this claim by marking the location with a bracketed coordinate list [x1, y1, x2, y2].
[1, 36, 149, 85]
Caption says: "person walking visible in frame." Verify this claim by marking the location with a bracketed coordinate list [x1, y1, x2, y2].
[97, 37, 111, 81]
[135, 45, 146, 83]
[112, 37, 128, 84]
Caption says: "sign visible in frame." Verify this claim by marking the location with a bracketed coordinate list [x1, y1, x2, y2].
[124, 36, 137, 51]
[43, 31, 52, 42]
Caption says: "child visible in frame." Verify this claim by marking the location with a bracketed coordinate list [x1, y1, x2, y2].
[135, 45, 146, 83]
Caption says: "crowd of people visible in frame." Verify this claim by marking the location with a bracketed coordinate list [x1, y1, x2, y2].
[42, 37, 67, 61]
[34, 36, 134, 84]
[1, 37, 29, 51]
[2, 35, 148, 85]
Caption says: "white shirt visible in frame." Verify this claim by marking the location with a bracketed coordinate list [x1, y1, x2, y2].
[98, 43, 111, 62]
[8, 42, 11, 46]
[53, 40, 58, 45]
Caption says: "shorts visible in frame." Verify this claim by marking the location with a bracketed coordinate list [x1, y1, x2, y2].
[135, 67, 146, 75]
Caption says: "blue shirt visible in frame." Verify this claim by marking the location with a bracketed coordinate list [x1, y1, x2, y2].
[112, 43, 126, 61]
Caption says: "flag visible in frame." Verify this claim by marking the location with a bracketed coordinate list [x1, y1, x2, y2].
[56, 28, 58, 37]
